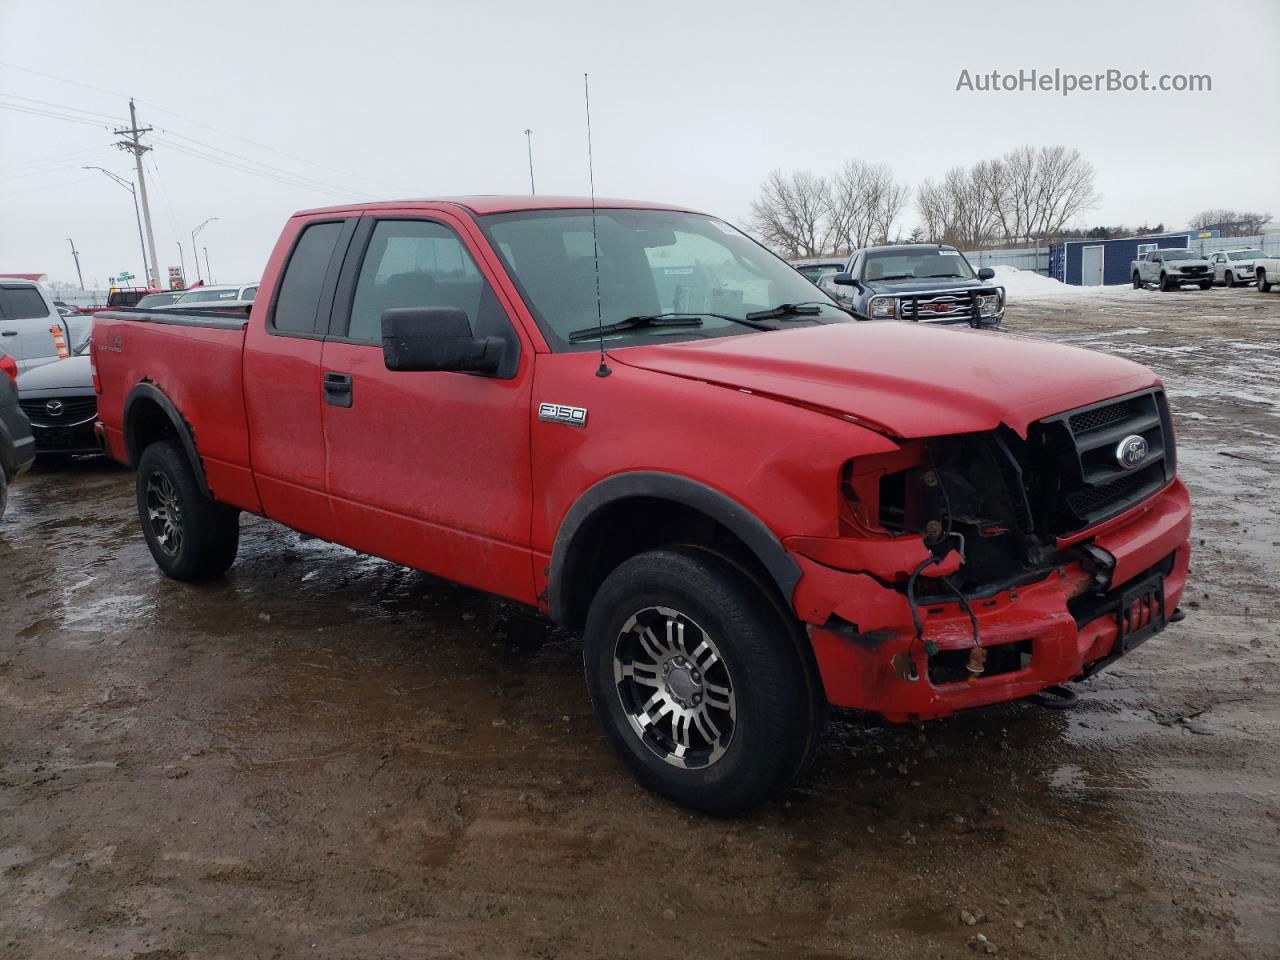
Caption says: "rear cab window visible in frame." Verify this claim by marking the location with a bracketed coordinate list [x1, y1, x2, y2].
[270, 220, 348, 335]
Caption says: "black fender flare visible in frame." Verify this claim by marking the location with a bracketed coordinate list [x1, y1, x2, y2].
[547, 470, 802, 627]
[123, 382, 210, 497]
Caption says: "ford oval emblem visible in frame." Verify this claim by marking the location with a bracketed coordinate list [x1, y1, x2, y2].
[1115, 434, 1149, 469]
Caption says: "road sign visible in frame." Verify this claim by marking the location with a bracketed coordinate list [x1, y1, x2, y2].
[168, 266, 185, 290]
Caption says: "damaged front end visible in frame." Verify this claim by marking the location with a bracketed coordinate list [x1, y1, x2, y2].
[789, 387, 1192, 722]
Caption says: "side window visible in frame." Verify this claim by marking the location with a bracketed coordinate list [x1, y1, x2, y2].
[0, 286, 50, 320]
[272, 221, 344, 334]
[347, 219, 506, 344]
[849, 254, 863, 278]
[243, 286, 258, 301]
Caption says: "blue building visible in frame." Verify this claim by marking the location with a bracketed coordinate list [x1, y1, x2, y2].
[1050, 233, 1191, 286]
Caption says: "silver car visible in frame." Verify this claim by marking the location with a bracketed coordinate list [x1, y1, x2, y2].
[170, 283, 259, 313]
[0, 279, 91, 374]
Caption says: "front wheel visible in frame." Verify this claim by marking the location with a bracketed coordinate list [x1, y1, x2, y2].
[1199, 281, 1212, 290]
[1225, 270, 1236, 288]
[583, 546, 819, 816]
[136, 441, 240, 581]
[1260, 270, 1272, 293]
[1159, 272, 1175, 292]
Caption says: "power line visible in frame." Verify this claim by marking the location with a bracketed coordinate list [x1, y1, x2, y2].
[0, 91, 125, 122]
[150, 136, 369, 201]
[0, 175, 97, 199]
[0, 101, 120, 129]
[0, 146, 113, 175]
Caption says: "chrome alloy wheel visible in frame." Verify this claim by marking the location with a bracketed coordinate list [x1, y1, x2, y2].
[613, 605, 736, 769]
[144, 471, 183, 557]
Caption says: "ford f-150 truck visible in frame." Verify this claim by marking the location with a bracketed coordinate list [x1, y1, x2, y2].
[92, 197, 1192, 815]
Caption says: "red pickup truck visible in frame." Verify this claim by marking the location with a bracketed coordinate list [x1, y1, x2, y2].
[92, 196, 1191, 814]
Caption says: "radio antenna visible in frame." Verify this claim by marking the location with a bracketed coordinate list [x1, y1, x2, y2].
[585, 72, 610, 378]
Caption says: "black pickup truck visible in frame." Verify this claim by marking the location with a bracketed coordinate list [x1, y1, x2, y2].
[819, 243, 1005, 327]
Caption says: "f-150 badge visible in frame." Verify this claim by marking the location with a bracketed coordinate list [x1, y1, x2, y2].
[538, 403, 587, 427]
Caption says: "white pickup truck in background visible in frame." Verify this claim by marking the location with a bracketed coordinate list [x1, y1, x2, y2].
[1253, 255, 1280, 292]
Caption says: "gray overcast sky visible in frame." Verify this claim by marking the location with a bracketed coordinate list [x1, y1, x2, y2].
[2, 0, 1278, 288]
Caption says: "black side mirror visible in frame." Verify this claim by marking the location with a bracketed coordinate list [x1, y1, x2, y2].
[977, 267, 996, 281]
[381, 306, 505, 375]
[832, 271, 857, 286]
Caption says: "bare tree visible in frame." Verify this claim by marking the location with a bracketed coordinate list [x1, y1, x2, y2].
[748, 169, 834, 258]
[827, 161, 910, 251]
[981, 146, 1100, 244]
[1189, 209, 1273, 237]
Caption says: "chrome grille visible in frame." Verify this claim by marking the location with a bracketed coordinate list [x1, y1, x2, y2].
[19, 396, 98, 425]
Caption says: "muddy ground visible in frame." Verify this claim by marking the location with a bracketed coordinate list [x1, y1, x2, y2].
[2, 287, 1277, 960]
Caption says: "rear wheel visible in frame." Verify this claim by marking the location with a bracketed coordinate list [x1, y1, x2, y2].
[1260, 269, 1272, 293]
[1225, 270, 1236, 288]
[583, 546, 817, 816]
[1132, 272, 1142, 289]
[136, 441, 240, 581]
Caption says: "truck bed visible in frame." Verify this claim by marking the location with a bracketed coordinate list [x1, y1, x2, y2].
[92, 308, 259, 511]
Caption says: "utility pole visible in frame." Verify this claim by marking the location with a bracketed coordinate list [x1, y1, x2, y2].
[192, 217, 218, 284]
[524, 128, 535, 195]
[66, 238, 85, 289]
[203, 247, 213, 284]
[113, 99, 161, 290]
[84, 166, 150, 287]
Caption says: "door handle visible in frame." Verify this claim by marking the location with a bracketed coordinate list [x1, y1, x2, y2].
[323, 371, 353, 408]
[1, 330, 17, 336]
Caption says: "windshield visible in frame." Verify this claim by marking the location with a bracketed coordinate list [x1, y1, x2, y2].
[795, 263, 844, 282]
[863, 248, 975, 282]
[1162, 250, 1197, 261]
[135, 292, 181, 308]
[1228, 250, 1264, 260]
[481, 208, 847, 350]
[177, 288, 241, 304]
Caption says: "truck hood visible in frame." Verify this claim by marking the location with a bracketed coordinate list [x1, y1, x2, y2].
[614, 323, 1158, 440]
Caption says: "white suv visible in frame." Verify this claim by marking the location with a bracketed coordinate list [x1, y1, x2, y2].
[1206, 249, 1266, 288]
[0, 279, 90, 374]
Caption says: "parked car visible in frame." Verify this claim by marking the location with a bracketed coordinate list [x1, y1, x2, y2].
[0, 278, 90, 374]
[789, 257, 847, 285]
[820, 244, 1004, 326]
[170, 283, 258, 313]
[92, 196, 1191, 815]
[1207, 248, 1266, 287]
[134, 291, 186, 309]
[1250, 254, 1280, 292]
[1131, 249, 1212, 291]
[0, 357, 35, 519]
[17, 336, 98, 457]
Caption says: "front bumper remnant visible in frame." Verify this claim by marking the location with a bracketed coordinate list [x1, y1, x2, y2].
[792, 479, 1192, 722]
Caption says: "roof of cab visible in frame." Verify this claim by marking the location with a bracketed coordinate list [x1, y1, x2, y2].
[294, 195, 701, 218]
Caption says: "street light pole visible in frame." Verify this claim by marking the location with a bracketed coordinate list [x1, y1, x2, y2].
[84, 166, 150, 288]
[66, 238, 84, 290]
[203, 247, 213, 285]
[176, 242, 186, 288]
[524, 128, 535, 195]
[191, 217, 218, 284]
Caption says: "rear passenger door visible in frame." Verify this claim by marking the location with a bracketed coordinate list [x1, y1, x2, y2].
[242, 216, 357, 538]
[319, 211, 536, 603]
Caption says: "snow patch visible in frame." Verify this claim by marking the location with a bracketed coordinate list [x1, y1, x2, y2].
[989, 265, 1143, 302]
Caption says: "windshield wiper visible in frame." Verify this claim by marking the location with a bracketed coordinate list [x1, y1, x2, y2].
[919, 273, 969, 280]
[745, 301, 823, 321]
[875, 274, 915, 281]
[568, 314, 703, 342]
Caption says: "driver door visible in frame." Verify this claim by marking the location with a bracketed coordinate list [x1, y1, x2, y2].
[319, 211, 536, 604]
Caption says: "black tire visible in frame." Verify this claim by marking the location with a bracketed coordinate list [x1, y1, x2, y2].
[1159, 272, 1174, 292]
[583, 546, 817, 816]
[1260, 270, 1272, 293]
[1199, 281, 1212, 290]
[1132, 272, 1142, 289]
[0, 468, 8, 521]
[1225, 270, 1236, 288]
[135, 440, 240, 581]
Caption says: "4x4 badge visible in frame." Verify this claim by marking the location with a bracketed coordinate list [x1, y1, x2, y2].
[538, 403, 587, 427]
